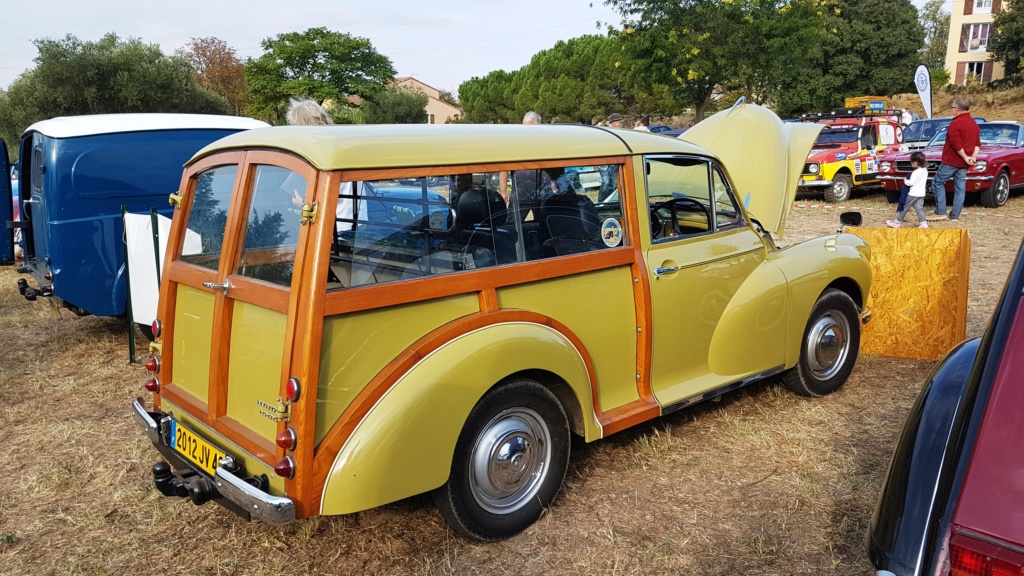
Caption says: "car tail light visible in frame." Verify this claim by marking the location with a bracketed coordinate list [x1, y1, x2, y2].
[274, 456, 295, 479]
[145, 355, 160, 373]
[44, 272, 52, 281]
[144, 377, 160, 393]
[276, 427, 297, 451]
[950, 533, 1024, 576]
[151, 320, 162, 338]
[286, 377, 300, 402]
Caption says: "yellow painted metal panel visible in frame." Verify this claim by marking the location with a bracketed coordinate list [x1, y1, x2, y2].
[315, 295, 479, 444]
[162, 398, 284, 495]
[188, 124, 714, 172]
[320, 322, 597, 515]
[226, 302, 287, 441]
[172, 286, 214, 401]
[497, 267, 638, 410]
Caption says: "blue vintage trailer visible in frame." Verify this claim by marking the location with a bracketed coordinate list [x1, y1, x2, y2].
[2, 114, 267, 317]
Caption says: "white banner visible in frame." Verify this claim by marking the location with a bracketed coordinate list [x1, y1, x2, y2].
[915, 64, 932, 119]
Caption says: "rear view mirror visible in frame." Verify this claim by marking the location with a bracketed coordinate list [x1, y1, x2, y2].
[840, 211, 862, 227]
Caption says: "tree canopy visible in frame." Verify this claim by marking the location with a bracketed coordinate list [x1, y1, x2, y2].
[178, 37, 248, 115]
[0, 33, 230, 154]
[245, 27, 395, 123]
[361, 85, 430, 124]
[919, 0, 951, 85]
[991, 4, 1024, 77]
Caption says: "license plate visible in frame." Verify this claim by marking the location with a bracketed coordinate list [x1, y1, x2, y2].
[170, 420, 227, 477]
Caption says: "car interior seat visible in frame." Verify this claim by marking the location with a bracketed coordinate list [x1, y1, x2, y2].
[537, 171, 603, 257]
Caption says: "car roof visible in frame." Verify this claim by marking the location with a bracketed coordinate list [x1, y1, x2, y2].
[25, 114, 270, 138]
[188, 124, 716, 170]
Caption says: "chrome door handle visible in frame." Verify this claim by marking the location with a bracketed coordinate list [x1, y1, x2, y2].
[202, 279, 230, 294]
[654, 266, 680, 276]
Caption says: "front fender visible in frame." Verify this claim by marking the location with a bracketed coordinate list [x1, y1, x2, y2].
[867, 338, 980, 575]
[320, 320, 598, 516]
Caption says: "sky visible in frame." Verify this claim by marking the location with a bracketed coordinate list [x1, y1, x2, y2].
[0, 0, 943, 96]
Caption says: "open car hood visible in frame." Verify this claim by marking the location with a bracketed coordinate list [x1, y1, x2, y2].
[680, 101, 822, 237]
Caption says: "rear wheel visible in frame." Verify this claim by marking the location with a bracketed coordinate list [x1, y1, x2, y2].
[824, 173, 853, 204]
[433, 379, 570, 540]
[782, 288, 860, 397]
[980, 170, 1010, 208]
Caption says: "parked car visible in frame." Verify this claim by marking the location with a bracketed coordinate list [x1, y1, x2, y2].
[877, 121, 1024, 208]
[1, 114, 269, 316]
[132, 104, 872, 540]
[868, 237, 1024, 575]
[647, 124, 672, 133]
[0, 155, 13, 263]
[798, 108, 905, 203]
[901, 116, 986, 151]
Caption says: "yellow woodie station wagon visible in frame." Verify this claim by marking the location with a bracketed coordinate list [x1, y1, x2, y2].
[132, 102, 872, 540]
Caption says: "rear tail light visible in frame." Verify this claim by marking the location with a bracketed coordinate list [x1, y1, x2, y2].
[286, 378, 300, 402]
[276, 427, 297, 451]
[950, 533, 1024, 576]
[274, 456, 295, 479]
[145, 355, 160, 373]
[144, 377, 160, 393]
[151, 320, 162, 338]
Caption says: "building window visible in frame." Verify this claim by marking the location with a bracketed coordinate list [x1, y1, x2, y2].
[960, 23, 991, 52]
[966, 62, 986, 83]
[974, 0, 993, 14]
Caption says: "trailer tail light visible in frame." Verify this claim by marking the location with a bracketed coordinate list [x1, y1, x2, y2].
[274, 456, 295, 479]
[950, 533, 1024, 576]
[276, 427, 297, 451]
[144, 377, 160, 393]
[286, 377, 300, 402]
[145, 355, 160, 373]
[151, 320, 162, 338]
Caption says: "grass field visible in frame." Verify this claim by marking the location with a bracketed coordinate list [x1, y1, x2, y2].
[1, 191, 1022, 575]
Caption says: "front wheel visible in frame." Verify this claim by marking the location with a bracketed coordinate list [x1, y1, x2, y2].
[433, 379, 570, 540]
[980, 170, 1010, 208]
[782, 288, 861, 397]
[824, 173, 853, 204]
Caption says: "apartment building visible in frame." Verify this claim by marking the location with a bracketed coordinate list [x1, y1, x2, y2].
[946, 0, 1006, 84]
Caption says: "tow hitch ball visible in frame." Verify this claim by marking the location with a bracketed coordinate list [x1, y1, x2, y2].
[17, 278, 27, 296]
[152, 461, 217, 506]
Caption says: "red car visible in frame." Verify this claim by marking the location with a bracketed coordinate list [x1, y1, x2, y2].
[867, 238, 1024, 574]
[877, 121, 1024, 208]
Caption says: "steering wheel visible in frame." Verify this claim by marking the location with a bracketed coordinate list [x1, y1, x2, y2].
[650, 198, 711, 239]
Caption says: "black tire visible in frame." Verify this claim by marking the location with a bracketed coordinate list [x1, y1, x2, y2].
[433, 379, 570, 540]
[823, 173, 853, 204]
[781, 288, 860, 397]
[884, 188, 900, 204]
[980, 170, 1010, 208]
[135, 322, 155, 341]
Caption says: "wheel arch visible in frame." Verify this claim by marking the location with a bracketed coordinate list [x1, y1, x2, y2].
[318, 321, 598, 516]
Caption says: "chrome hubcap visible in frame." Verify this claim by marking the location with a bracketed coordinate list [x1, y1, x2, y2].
[469, 408, 550, 514]
[805, 311, 851, 381]
[997, 175, 1010, 205]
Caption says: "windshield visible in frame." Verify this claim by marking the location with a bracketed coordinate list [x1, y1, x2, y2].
[928, 122, 1022, 148]
[903, 119, 950, 142]
[814, 126, 858, 145]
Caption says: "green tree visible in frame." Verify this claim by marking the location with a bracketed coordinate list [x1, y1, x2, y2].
[458, 70, 521, 123]
[919, 0, 950, 84]
[0, 34, 230, 153]
[178, 37, 248, 115]
[245, 27, 395, 123]
[991, 4, 1024, 77]
[361, 85, 429, 123]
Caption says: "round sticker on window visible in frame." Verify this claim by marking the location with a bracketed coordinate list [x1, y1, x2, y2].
[601, 218, 623, 247]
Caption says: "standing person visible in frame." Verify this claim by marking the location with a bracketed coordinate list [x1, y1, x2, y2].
[887, 152, 930, 229]
[928, 97, 980, 221]
[286, 96, 334, 127]
[634, 116, 650, 131]
[607, 113, 624, 128]
[522, 111, 542, 125]
[900, 108, 913, 126]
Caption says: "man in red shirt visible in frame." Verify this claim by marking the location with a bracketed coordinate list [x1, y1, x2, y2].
[928, 97, 981, 221]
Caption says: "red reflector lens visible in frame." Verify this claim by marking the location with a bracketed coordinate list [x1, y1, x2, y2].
[144, 356, 160, 373]
[286, 378, 300, 402]
[950, 533, 1024, 576]
[276, 428, 297, 451]
[274, 456, 295, 479]
[151, 320, 162, 338]
[144, 377, 160, 393]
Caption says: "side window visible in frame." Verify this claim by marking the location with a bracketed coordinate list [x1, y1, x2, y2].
[712, 166, 744, 230]
[180, 165, 238, 270]
[327, 165, 627, 290]
[235, 165, 306, 286]
[646, 157, 713, 241]
[861, 125, 878, 150]
[879, 124, 896, 146]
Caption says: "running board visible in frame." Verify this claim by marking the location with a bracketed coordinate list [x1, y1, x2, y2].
[661, 365, 786, 415]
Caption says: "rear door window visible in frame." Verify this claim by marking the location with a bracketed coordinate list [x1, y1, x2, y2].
[181, 165, 238, 270]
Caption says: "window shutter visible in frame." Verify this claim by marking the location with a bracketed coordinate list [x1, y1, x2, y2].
[982, 62, 993, 83]
[994, 0, 1003, 12]
[965, 0, 974, 15]
[960, 24, 970, 52]
[956, 62, 967, 84]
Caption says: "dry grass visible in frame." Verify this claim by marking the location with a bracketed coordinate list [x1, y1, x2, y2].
[2, 190, 1023, 575]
